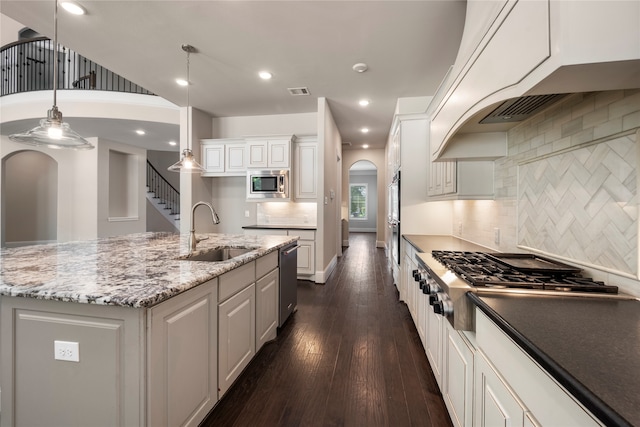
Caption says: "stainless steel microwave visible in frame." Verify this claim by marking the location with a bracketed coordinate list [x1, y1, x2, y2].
[247, 170, 290, 200]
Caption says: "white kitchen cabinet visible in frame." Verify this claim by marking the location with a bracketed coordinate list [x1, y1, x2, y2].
[475, 350, 527, 427]
[428, 160, 494, 199]
[244, 228, 316, 280]
[475, 309, 602, 427]
[148, 279, 218, 427]
[201, 138, 247, 176]
[256, 267, 278, 351]
[217, 262, 256, 397]
[246, 136, 291, 169]
[443, 323, 475, 427]
[425, 303, 444, 389]
[294, 138, 318, 200]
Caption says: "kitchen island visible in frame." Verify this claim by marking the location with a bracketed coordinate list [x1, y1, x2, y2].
[0, 232, 296, 427]
[402, 234, 640, 427]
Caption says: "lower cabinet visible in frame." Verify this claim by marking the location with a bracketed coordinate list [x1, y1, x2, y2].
[475, 350, 529, 427]
[256, 268, 279, 351]
[425, 304, 444, 389]
[443, 324, 475, 427]
[218, 283, 256, 397]
[148, 279, 218, 427]
[244, 228, 316, 280]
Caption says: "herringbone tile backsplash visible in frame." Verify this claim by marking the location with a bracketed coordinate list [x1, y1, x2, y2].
[518, 133, 637, 276]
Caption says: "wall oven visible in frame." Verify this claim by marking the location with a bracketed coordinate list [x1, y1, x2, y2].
[247, 170, 289, 200]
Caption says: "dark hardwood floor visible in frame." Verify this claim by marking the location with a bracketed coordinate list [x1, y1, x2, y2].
[201, 232, 452, 427]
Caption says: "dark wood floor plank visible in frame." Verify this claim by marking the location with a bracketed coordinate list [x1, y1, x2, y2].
[200, 233, 452, 427]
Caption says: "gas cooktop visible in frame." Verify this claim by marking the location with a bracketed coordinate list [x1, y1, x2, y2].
[430, 251, 618, 294]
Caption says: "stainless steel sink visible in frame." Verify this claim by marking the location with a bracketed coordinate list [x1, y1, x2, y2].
[178, 247, 254, 262]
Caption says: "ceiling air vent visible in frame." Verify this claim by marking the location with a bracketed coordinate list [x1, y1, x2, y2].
[480, 94, 565, 124]
[288, 87, 310, 96]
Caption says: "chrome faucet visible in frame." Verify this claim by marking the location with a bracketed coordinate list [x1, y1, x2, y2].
[189, 201, 221, 252]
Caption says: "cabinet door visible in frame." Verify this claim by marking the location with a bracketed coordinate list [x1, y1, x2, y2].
[416, 281, 427, 348]
[203, 145, 225, 174]
[256, 269, 279, 351]
[443, 161, 457, 194]
[443, 323, 474, 427]
[226, 143, 247, 173]
[426, 307, 443, 388]
[148, 279, 218, 427]
[475, 352, 526, 427]
[294, 142, 318, 200]
[268, 139, 290, 168]
[247, 141, 268, 168]
[218, 284, 256, 397]
[296, 239, 315, 276]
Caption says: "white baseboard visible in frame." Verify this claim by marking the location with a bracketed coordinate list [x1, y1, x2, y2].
[315, 254, 338, 283]
[342, 239, 350, 246]
[5, 240, 56, 248]
[376, 240, 386, 248]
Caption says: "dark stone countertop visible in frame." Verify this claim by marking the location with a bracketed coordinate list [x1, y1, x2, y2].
[470, 293, 640, 427]
[404, 234, 640, 426]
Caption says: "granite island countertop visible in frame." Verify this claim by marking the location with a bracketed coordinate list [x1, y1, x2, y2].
[0, 232, 296, 308]
[404, 234, 640, 427]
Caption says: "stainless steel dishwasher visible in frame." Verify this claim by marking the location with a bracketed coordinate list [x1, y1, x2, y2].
[279, 242, 299, 327]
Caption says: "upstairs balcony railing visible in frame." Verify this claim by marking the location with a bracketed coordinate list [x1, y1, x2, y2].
[1, 37, 155, 97]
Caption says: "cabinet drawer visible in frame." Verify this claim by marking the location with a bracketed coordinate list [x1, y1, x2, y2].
[219, 261, 255, 303]
[256, 251, 278, 279]
[288, 229, 315, 240]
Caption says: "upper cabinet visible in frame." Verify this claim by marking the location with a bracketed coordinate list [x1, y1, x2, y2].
[246, 136, 292, 169]
[201, 138, 247, 177]
[429, 0, 640, 161]
[293, 136, 318, 200]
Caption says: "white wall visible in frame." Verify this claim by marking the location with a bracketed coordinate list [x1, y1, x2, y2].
[213, 112, 317, 138]
[317, 98, 342, 281]
[97, 139, 147, 238]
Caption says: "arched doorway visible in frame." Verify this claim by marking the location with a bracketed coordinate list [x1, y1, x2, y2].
[1, 150, 58, 247]
[348, 160, 378, 235]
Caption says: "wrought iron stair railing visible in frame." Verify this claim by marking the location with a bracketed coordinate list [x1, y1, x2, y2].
[146, 160, 180, 219]
[1, 37, 155, 96]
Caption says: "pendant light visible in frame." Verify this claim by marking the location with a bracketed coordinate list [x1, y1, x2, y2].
[168, 44, 204, 173]
[9, 0, 93, 150]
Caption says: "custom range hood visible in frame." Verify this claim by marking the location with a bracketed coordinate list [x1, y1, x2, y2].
[429, 0, 640, 162]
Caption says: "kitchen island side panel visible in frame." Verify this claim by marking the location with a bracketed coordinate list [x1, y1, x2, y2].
[0, 297, 145, 427]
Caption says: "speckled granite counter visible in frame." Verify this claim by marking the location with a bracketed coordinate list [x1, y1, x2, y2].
[0, 232, 296, 308]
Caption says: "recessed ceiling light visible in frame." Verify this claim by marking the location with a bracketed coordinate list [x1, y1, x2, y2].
[169, 141, 177, 146]
[358, 99, 370, 107]
[60, 1, 86, 15]
[361, 127, 369, 134]
[176, 78, 188, 86]
[363, 144, 369, 149]
[135, 129, 145, 135]
[352, 63, 368, 73]
[258, 71, 273, 80]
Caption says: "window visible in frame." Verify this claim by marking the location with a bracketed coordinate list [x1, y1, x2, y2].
[349, 183, 368, 220]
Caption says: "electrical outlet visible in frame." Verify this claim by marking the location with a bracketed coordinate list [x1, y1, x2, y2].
[494, 228, 500, 245]
[244, 210, 250, 218]
[458, 222, 462, 235]
[54, 340, 79, 362]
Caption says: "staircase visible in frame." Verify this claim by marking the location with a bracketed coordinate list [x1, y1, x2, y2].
[146, 160, 180, 231]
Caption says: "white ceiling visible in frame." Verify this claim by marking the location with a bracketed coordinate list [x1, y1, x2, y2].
[0, 1, 466, 152]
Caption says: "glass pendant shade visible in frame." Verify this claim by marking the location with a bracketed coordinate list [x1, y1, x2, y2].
[8, 0, 93, 150]
[168, 148, 204, 173]
[9, 106, 93, 150]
